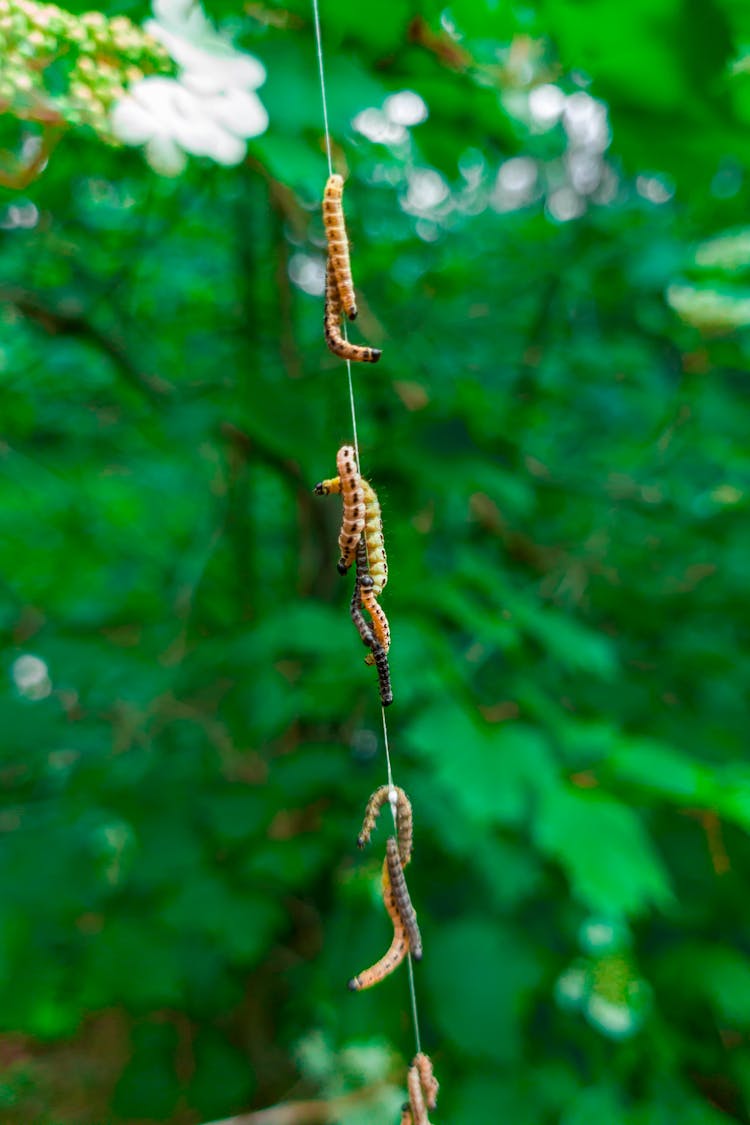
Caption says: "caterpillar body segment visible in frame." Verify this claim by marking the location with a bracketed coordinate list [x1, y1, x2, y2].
[322, 173, 357, 320]
[370, 637, 393, 707]
[357, 785, 413, 867]
[324, 260, 381, 364]
[350, 560, 375, 649]
[361, 478, 388, 595]
[396, 789, 414, 866]
[386, 836, 422, 960]
[361, 584, 390, 658]
[336, 445, 365, 576]
[414, 1053, 439, 1111]
[407, 1065, 430, 1125]
[348, 857, 408, 991]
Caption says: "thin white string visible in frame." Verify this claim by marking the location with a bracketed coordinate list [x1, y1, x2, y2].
[311, 0, 422, 1063]
[311, 0, 359, 458]
[311, 0, 333, 177]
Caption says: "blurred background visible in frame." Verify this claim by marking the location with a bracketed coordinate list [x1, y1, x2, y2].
[2, 0, 750, 1121]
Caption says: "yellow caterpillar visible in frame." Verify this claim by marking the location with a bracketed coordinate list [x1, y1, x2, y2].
[334, 444, 365, 576]
[322, 173, 357, 321]
[348, 854, 408, 991]
[324, 259, 381, 364]
[314, 476, 387, 594]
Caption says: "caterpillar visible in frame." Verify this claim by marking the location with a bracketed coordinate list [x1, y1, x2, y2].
[400, 1104, 413, 1125]
[348, 856, 408, 991]
[385, 835, 422, 960]
[358, 784, 413, 867]
[362, 478, 387, 595]
[370, 636, 393, 707]
[361, 583, 390, 659]
[407, 1065, 430, 1125]
[322, 173, 357, 321]
[324, 259, 382, 364]
[313, 476, 388, 596]
[350, 553, 375, 649]
[356, 540, 393, 705]
[335, 445, 365, 576]
[414, 1053, 439, 1112]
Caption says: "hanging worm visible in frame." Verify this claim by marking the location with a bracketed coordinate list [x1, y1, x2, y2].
[400, 1106, 413, 1125]
[324, 260, 382, 364]
[350, 550, 375, 649]
[361, 581, 390, 659]
[356, 539, 392, 694]
[362, 478, 387, 595]
[358, 550, 390, 660]
[313, 476, 388, 595]
[370, 636, 393, 707]
[322, 173, 357, 320]
[407, 1065, 429, 1125]
[348, 856, 408, 991]
[414, 1053, 439, 1111]
[386, 836, 422, 960]
[358, 784, 413, 867]
[336, 444, 365, 576]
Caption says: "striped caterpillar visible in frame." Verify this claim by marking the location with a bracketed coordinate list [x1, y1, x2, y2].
[358, 784, 413, 867]
[407, 1067, 428, 1125]
[356, 540, 393, 706]
[349, 561, 374, 650]
[348, 855, 408, 991]
[402, 1054, 439, 1125]
[414, 1053, 439, 1111]
[334, 444, 365, 576]
[322, 173, 357, 321]
[385, 835, 422, 960]
[353, 489, 391, 664]
[370, 635, 393, 707]
[324, 260, 382, 364]
[313, 475, 388, 595]
[313, 460, 393, 703]
[361, 583, 390, 663]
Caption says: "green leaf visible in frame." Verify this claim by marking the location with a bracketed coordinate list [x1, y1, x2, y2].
[534, 786, 673, 915]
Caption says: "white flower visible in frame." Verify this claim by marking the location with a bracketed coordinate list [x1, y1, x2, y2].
[146, 19, 266, 93]
[111, 0, 268, 175]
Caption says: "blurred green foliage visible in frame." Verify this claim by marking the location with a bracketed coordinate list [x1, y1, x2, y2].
[1, 0, 750, 1122]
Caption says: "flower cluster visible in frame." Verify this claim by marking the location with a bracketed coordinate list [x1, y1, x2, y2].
[0, 0, 173, 136]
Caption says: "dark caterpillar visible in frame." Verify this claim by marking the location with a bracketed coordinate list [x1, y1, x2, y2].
[385, 836, 422, 960]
